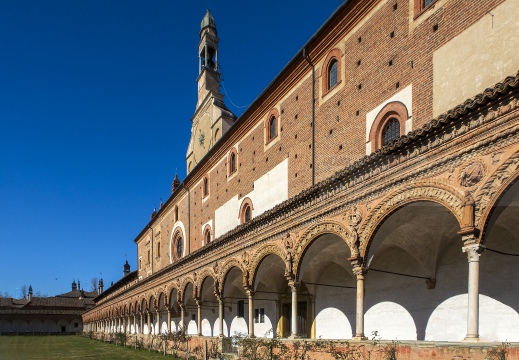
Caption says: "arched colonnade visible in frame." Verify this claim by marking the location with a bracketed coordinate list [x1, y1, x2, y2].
[85, 161, 519, 342]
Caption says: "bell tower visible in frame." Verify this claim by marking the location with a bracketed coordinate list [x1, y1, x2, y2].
[186, 10, 236, 174]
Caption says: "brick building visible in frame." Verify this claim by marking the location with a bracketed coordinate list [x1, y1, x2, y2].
[0, 281, 96, 333]
[83, 0, 519, 347]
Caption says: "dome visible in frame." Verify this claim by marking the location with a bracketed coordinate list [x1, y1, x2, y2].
[200, 9, 217, 35]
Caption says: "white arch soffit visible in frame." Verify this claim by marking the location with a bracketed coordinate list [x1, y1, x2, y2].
[425, 294, 519, 342]
[187, 320, 198, 335]
[160, 320, 168, 334]
[254, 312, 275, 338]
[213, 319, 228, 337]
[202, 318, 212, 336]
[229, 316, 248, 337]
[365, 302, 417, 340]
[315, 307, 353, 339]
[170, 221, 186, 264]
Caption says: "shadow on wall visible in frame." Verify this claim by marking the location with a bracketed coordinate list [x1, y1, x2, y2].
[363, 295, 519, 342]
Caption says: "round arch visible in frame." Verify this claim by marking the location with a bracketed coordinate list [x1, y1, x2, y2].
[360, 183, 465, 261]
[180, 277, 196, 303]
[219, 258, 247, 295]
[477, 152, 519, 240]
[249, 243, 288, 288]
[195, 268, 217, 296]
[293, 220, 354, 280]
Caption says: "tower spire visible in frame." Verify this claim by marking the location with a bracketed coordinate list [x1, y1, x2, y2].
[186, 10, 236, 174]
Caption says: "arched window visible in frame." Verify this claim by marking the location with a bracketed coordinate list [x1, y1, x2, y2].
[368, 101, 408, 153]
[176, 237, 183, 258]
[265, 108, 280, 145]
[204, 227, 211, 244]
[229, 150, 237, 175]
[328, 59, 338, 89]
[244, 205, 251, 222]
[321, 48, 342, 95]
[269, 116, 277, 141]
[382, 118, 401, 146]
[203, 176, 209, 197]
[239, 198, 253, 224]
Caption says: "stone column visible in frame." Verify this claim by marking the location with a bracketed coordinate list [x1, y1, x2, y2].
[247, 290, 255, 337]
[289, 282, 299, 338]
[156, 310, 160, 335]
[147, 311, 151, 335]
[353, 266, 366, 340]
[463, 242, 481, 341]
[180, 304, 185, 334]
[140, 313, 143, 334]
[167, 309, 171, 334]
[197, 299, 202, 336]
[218, 297, 224, 337]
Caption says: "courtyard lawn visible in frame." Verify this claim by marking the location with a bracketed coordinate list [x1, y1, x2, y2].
[0, 335, 180, 360]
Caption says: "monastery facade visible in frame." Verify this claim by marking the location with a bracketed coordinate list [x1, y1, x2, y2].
[83, 0, 519, 344]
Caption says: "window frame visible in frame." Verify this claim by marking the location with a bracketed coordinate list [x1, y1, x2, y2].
[228, 148, 238, 176]
[203, 225, 212, 245]
[176, 237, 183, 258]
[265, 108, 280, 145]
[321, 48, 342, 96]
[239, 197, 254, 224]
[381, 118, 401, 146]
[202, 176, 210, 198]
[368, 101, 408, 152]
[328, 59, 339, 89]
[171, 228, 185, 261]
[414, 0, 439, 18]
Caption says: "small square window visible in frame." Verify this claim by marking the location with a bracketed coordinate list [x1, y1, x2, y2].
[74, 322, 78, 328]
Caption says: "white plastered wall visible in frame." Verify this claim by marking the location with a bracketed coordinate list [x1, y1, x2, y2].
[365, 85, 412, 155]
[215, 159, 288, 238]
[433, 0, 519, 117]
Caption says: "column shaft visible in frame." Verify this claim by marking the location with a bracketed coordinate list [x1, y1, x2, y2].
[218, 298, 224, 337]
[248, 291, 254, 337]
[354, 269, 365, 339]
[197, 302, 202, 336]
[290, 283, 298, 337]
[464, 244, 481, 340]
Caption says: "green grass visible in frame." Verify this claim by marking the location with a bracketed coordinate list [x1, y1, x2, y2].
[0, 335, 181, 360]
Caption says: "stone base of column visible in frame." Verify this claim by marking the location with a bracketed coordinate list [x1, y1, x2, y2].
[352, 335, 367, 341]
[288, 334, 300, 339]
[463, 335, 480, 342]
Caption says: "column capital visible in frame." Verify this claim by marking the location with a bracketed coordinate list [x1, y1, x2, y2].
[352, 265, 365, 278]
[463, 243, 483, 262]
[288, 281, 300, 291]
[246, 289, 255, 297]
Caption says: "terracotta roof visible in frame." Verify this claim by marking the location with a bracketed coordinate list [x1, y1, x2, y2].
[57, 290, 97, 300]
[368, 71, 519, 156]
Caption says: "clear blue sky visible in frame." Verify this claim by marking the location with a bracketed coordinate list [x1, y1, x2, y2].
[0, 0, 343, 298]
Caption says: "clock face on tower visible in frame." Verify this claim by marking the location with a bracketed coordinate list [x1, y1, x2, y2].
[192, 113, 212, 164]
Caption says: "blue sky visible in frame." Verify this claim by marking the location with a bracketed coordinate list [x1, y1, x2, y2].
[0, 0, 342, 297]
